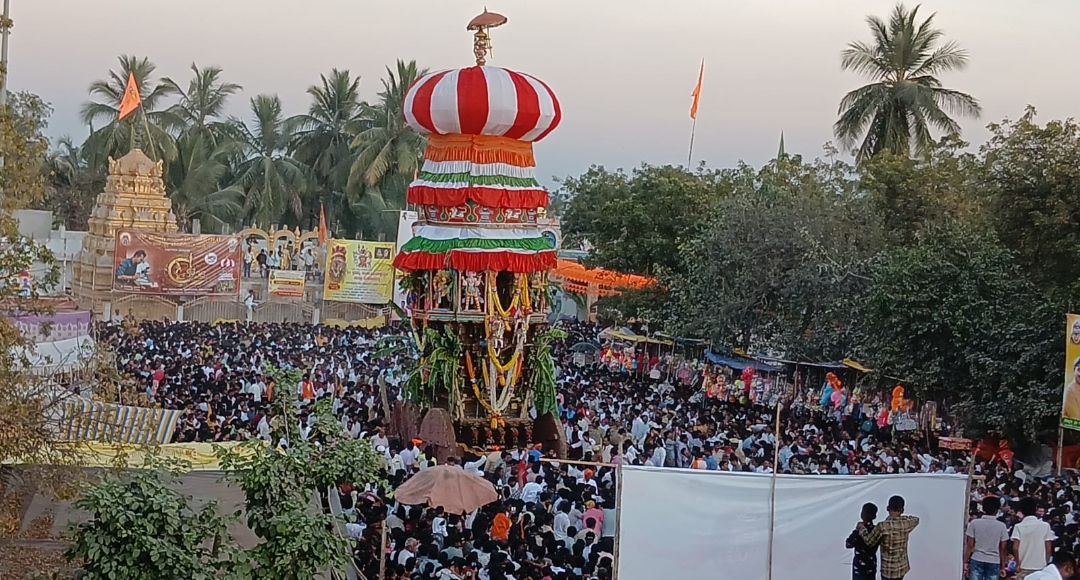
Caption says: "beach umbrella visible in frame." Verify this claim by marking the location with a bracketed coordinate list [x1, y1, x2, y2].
[394, 465, 498, 514]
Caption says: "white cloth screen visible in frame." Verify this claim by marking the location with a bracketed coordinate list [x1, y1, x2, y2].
[617, 467, 966, 580]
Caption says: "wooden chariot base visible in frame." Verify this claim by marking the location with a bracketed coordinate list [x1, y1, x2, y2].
[412, 407, 567, 462]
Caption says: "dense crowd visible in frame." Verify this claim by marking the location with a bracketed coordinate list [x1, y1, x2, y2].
[99, 317, 1072, 580]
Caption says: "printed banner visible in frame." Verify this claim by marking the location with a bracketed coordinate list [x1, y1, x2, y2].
[113, 230, 240, 296]
[6, 310, 92, 343]
[937, 437, 972, 451]
[1063, 313, 1080, 430]
[323, 239, 396, 304]
[393, 210, 419, 318]
[268, 269, 307, 297]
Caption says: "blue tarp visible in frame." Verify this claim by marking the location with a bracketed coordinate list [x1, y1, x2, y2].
[705, 350, 783, 372]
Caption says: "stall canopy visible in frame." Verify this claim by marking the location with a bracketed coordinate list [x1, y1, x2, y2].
[705, 350, 783, 372]
[599, 327, 674, 346]
[755, 355, 874, 373]
[552, 259, 656, 297]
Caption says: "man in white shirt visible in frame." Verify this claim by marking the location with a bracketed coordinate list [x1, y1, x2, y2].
[399, 443, 417, 473]
[520, 475, 544, 504]
[1013, 497, 1055, 579]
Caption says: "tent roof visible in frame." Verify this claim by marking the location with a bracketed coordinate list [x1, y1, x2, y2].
[705, 350, 783, 372]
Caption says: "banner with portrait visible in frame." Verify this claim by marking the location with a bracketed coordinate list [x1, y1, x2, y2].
[268, 269, 306, 298]
[323, 240, 395, 304]
[113, 230, 241, 296]
[1063, 313, 1080, 430]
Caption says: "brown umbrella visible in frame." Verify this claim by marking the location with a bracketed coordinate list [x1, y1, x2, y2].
[394, 465, 498, 515]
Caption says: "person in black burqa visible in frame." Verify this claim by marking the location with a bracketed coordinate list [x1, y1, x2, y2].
[847, 502, 880, 580]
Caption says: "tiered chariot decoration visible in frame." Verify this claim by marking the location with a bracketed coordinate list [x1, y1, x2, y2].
[395, 10, 565, 454]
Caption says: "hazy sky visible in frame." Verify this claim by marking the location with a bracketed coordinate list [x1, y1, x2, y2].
[12, 0, 1080, 186]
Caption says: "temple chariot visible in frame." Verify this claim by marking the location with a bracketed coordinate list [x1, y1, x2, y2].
[394, 10, 566, 455]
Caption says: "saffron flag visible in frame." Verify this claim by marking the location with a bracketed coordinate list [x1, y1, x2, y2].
[689, 59, 704, 120]
[117, 72, 141, 121]
[318, 203, 328, 246]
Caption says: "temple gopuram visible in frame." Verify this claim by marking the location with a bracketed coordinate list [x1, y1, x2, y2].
[71, 149, 178, 318]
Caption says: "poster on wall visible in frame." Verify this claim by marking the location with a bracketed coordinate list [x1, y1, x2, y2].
[1063, 313, 1080, 430]
[392, 210, 419, 319]
[112, 230, 240, 296]
[268, 269, 307, 298]
[323, 239, 396, 304]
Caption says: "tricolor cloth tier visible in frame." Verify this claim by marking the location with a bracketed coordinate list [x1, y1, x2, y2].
[396, 66, 562, 274]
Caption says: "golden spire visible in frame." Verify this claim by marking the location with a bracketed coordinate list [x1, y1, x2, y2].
[467, 8, 507, 66]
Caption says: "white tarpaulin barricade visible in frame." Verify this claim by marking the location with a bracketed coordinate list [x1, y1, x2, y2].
[617, 466, 966, 580]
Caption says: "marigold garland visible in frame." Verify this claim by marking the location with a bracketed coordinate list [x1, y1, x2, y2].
[424, 134, 536, 167]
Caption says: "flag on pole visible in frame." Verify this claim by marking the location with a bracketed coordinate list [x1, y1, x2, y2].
[118, 72, 142, 121]
[318, 203, 328, 246]
[689, 59, 704, 120]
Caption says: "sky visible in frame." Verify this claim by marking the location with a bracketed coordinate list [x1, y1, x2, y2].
[11, 0, 1080, 186]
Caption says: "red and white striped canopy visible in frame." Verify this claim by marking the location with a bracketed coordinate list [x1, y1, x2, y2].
[404, 66, 561, 143]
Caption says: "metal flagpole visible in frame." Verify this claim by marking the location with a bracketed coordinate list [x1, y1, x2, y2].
[140, 104, 158, 161]
[687, 117, 698, 168]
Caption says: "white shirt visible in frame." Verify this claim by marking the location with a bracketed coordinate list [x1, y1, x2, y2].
[1025, 563, 1065, 580]
[521, 481, 544, 504]
[432, 516, 448, 537]
[1012, 515, 1055, 570]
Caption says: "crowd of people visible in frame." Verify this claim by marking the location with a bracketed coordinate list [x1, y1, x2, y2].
[96, 317, 1079, 580]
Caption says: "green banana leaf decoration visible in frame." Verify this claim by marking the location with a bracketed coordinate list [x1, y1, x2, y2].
[529, 327, 567, 417]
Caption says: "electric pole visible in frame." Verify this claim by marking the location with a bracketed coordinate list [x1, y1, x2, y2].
[0, 0, 11, 108]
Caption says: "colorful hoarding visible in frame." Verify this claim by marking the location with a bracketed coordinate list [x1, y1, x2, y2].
[1064, 313, 1080, 430]
[268, 269, 307, 298]
[112, 230, 240, 296]
[323, 240, 396, 304]
[393, 210, 419, 317]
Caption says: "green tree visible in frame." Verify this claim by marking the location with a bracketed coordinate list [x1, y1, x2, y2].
[168, 132, 245, 233]
[162, 63, 243, 147]
[0, 210, 78, 577]
[560, 164, 728, 277]
[348, 60, 427, 239]
[661, 156, 876, 357]
[834, 3, 981, 162]
[80, 55, 180, 168]
[41, 136, 102, 230]
[858, 223, 1061, 441]
[233, 95, 308, 228]
[217, 373, 384, 580]
[0, 91, 51, 208]
[980, 107, 1080, 303]
[858, 134, 982, 243]
[66, 375, 384, 579]
[66, 458, 234, 580]
[290, 69, 367, 231]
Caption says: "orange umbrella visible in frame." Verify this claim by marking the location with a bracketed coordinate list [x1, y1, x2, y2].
[393, 465, 498, 514]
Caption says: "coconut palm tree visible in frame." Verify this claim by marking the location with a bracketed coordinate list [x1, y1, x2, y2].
[834, 3, 981, 163]
[42, 137, 100, 230]
[347, 60, 428, 238]
[168, 132, 245, 233]
[80, 55, 181, 168]
[162, 63, 242, 147]
[232, 94, 308, 228]
[289, 69, 368, 230]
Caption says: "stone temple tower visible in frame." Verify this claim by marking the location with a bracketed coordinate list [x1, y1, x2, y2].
[72, 149, 178, 316]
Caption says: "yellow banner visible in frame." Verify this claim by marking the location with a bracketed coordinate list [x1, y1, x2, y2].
[1064, 313, 1080, 430]
[268, 269, 306, 297]
[6, 442, 255, 470]
[323, 240, 396, 304]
